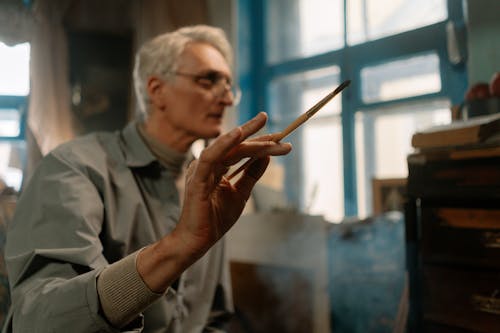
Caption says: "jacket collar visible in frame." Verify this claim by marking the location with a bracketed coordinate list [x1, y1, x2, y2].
[120, 120, 158, 167]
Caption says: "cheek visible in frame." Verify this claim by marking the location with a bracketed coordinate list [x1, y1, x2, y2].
[177, 96, 214, 129]
[184, 92, 213, 115]
[167, 88, 217, 130]
[169, 91, 202, 114]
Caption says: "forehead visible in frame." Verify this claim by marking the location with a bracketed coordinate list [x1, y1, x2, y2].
[177, 42, 231, 75]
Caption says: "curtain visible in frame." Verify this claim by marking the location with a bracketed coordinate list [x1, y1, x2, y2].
[3, 0, 211, 154]
[2, 0, 213, 180]
[1, 0, 76, 181]
[28, 0, 76, 156]
[0, 0, 33, 46]
[1, 0, 76, 156]
[133, 0, 209, 53]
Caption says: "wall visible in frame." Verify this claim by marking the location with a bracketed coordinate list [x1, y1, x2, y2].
[132, 0, 238, 129]
[207, 0, 239, 131]
[226, 212, 331, 333]
[328, 214, 406, 333]
[464, 0, 500, 84]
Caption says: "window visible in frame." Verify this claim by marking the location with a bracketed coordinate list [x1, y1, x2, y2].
[347, 0, 447, 45]
[354, 99, 451, 217]
[360, 53, 442, 103]
[268, 66, 344, 221]
[0, 41, 30, 191]
[266, 0, 344, 63]
[238, 0, 466, 221]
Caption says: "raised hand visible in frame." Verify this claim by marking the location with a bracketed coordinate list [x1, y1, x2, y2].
[137, 112, 291, 293]
[177, 112, 292, 255]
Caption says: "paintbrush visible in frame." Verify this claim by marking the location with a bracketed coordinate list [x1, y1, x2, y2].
[226, 79, 351, 180]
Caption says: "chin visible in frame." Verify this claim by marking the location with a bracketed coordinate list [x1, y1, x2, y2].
[198, 127, 221, 140]
[208, 129, 222, 138]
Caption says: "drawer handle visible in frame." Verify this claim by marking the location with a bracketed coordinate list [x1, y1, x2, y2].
[482, 232, 500, 248]
[472, 290, 500, 315]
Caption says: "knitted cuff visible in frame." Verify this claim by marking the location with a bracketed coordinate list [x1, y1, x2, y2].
[97, 249, 164, 328]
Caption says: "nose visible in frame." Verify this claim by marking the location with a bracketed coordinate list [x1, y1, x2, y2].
[214, 82, 240, 106]
[220, 91, 235, 106]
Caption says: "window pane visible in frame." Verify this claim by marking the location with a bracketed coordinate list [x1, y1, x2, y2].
[0, 108, 22, 137]
[303, 120, 344, 222]
[361, 53, 441, 103]
[0, 141, 25, 192]
[348, 0, 447, 45]
[266, 0, 344, 64]
[355, 100, 451, 218]
[269, 66, 343, 222]
[269, 66, 341, 124]
[0, 42, 30, 96]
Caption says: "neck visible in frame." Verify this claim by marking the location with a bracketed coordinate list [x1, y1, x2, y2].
[142, 113, 195, 153]
[137, 122, 189, 177]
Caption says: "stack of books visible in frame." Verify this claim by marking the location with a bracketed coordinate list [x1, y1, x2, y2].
[411, 113, 500, 151]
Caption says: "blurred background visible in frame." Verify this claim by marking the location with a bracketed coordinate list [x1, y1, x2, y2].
[1, 0, 499, 332]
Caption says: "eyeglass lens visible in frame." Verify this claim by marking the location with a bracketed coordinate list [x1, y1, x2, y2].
[208, 72, 241, 105]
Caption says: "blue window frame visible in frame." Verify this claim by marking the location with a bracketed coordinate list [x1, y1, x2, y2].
[0, 96, 27, 141]
[238, 0, 467, 220]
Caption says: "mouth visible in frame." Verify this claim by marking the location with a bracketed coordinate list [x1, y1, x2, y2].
[207, 112, 224, 121]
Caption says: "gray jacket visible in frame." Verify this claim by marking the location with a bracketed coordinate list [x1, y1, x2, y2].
[3, 122, 233, 333]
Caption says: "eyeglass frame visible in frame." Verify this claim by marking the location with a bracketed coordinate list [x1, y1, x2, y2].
[167, 70, 241, 106]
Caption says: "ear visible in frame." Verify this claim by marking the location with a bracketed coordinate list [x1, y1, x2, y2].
[147, 76, 168, 111]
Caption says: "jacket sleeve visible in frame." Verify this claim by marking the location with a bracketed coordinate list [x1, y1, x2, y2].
[3, 152, 142, 333]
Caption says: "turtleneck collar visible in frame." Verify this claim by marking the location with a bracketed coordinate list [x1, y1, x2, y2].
[136, 122, 190, 178]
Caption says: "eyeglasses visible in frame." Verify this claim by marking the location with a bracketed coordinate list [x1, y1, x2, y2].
[171, 70, 241, 106]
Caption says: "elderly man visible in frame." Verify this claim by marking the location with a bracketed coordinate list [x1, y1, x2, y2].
[3, 25, 291, 333]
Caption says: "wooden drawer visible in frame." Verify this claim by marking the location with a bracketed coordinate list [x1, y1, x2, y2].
[422, 266, 500, 333]
[421, 207, 500, 269]
[423, 321, 478, 333]
[407, 155, 500, 200]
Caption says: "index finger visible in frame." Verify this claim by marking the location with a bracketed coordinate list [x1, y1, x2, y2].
[237, 112, 270, 142]
[247, 132, 282, 142]
[195, 112, 269, 176]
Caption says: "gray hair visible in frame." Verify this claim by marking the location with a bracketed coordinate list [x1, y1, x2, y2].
[133, 25, 233, 114]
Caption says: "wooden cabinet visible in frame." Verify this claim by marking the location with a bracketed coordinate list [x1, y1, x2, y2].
[405, 145, 500, 333]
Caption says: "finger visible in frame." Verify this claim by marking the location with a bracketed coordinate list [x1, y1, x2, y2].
[233, 157, 270, 199]
[184, 158, 197, 179]
[194, 113, 268, 180]
[237, 112, 269, 141]
[192, 127, 241, 185]
[200, 112, 268, 165]
[223, 141, 291, 166]
[247, 132, 281, 142]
